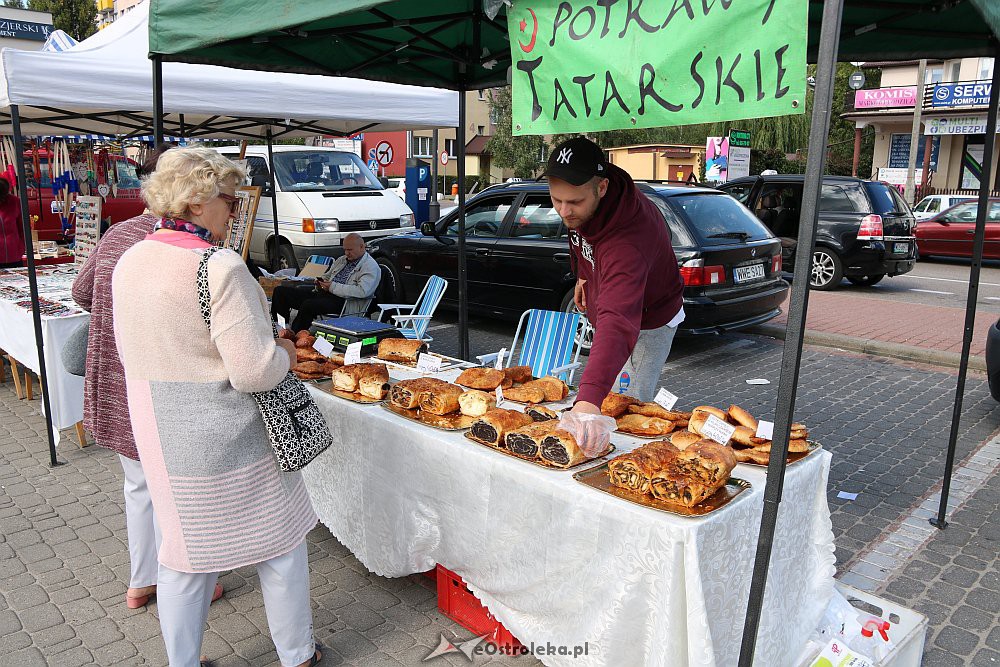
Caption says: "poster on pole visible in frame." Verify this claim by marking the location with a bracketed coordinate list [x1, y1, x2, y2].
[74, 196, 102, 267]
[727, 129, 751, 181]
[508, 0, 807, 135]
[224, 186, 261, 260]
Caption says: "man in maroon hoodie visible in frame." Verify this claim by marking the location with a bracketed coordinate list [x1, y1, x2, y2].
[547, 137, 685, 453]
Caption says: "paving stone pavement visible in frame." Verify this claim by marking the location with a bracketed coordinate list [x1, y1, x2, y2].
[2, 314, 999, 666]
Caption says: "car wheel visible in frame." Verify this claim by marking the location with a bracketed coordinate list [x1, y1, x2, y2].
[375, 257, 402, 302]
[269, 242, 298, 271]
[810, 247, 844, 290]
[560, 289, 593, 356]
[847, 273, 885, 287]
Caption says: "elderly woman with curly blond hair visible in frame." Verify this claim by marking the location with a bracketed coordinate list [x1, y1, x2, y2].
[112, 147, 322, 667]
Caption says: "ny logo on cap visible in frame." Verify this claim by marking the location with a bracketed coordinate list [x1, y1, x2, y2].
[556, 147, 573, 164]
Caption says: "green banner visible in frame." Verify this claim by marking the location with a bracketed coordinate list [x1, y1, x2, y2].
[508, 0, 807, 136]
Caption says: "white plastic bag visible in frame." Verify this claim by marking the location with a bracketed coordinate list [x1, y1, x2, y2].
[558, 411, 617, 457]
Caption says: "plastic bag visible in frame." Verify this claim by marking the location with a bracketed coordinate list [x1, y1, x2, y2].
[482, 0, 511, 21]
[558, 411, 617, 458]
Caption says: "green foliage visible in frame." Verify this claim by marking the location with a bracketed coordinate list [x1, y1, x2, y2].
[485, 88, 547, 178]
[27, 0, 96, 41]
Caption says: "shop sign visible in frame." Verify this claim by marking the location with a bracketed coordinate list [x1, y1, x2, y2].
[727, 129, 751, 180]
[925, 116, 1000, 135]
[877, 168, 923, 186]
[508, 0, 807, 135]
[853, 86, 917, 109]
[0, 19, 52, 41]
[930, 82, 992, 108]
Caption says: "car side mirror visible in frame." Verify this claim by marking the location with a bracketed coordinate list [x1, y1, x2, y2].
[937, 217, 951, 225]
[378, 176, 390, 189]
[420, 221, 436, 236]
[250, 174, 274, 197]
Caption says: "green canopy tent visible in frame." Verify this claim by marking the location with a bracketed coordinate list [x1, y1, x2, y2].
[148, 1, 1000, 663]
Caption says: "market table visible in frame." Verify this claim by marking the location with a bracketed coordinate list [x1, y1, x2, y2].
[0, 266, 87, 446]
[304, 366, 836, 667]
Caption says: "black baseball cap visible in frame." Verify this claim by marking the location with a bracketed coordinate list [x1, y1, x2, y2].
[543, 136, 607, 186]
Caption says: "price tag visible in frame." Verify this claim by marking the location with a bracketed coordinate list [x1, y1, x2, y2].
[416, 353, 442, 373]
[312, 336, 334, 358]
[276, 314, 286, 329]
[494, 348, 506, 370]
[344, 342, 363, 366]
[701, 414, 737, 446]
[653, 387, 678, 410]
[495, 385, 504, 406]
[755, 420, 774, 441]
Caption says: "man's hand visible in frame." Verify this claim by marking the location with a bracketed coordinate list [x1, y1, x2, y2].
[315, 278, 331, 292]
[559, 403, 616, 458]
[573, 278, 587, 313]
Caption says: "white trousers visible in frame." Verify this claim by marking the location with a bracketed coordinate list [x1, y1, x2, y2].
[120, 454, 161, 589]
[157, 541, 314, 667]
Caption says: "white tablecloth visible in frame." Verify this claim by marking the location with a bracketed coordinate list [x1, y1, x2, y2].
[304, 367, 835, 667]
[0, 268, 87, 445]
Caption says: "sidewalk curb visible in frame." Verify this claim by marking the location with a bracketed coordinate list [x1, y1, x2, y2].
[746, 324, 988, 372]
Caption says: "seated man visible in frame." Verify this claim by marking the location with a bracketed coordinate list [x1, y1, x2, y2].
[271, 233, 380, 332]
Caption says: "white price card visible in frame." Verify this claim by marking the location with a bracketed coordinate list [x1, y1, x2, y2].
[653, 387, 678, 410]
[755, 420, 774, 441]
[746, 378, 771, 385]
[416, 353, 443, 373]
[276, 314, 286, 329]
[702, 414, 737, 446]
[312, 336, 334, 357]
[494, 348, 506, 370]
[344, 342, 363, 366]
[495, 385, 505, 406]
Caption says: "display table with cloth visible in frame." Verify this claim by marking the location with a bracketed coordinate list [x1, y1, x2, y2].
[304, 365, 835, 667]
[0, 267, 87, 446]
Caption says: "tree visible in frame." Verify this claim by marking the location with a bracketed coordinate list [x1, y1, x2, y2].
[485, 88, 546, 179]
[28, 0, 96, 41]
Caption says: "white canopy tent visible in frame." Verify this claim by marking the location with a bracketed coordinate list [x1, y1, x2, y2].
[0, 1, 458, 139]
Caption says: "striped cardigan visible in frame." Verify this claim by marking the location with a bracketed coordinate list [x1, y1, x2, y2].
[112, 230, 317, 573]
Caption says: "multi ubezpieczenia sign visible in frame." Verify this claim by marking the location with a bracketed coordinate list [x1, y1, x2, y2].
[508, 0, 807, 135]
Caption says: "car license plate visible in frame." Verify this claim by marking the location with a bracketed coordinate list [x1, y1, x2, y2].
[734, 263, 765, 283]
[893, 242, 909, 254]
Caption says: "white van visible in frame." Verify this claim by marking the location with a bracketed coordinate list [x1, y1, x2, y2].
[215, 145, 413, 268]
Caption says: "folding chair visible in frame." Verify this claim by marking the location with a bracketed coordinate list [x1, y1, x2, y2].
[376, 275, 448, 341]
[477, 309, 587, 385]
[304, 254, 334, 267]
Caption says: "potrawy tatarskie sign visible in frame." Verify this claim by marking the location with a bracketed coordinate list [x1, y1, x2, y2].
[508, 0, 807, 135]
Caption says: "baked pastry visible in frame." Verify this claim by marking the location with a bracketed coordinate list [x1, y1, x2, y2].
[734, 448, 771, 464]
[377, 338, 428, 363]
[538, 428, 588, 468]
[601, 393, 641, 418]
[469, 408, 533, 447]
[329, 352, 345, 366]
[749, 439, 810, 453]
[458, 389, 497, 417]
[688, 412, 708, 436]
[332, 364, 365, 392]
[503, 385, 546, 404]
[728, 405, 758, 430]
[731, 425, 768, 447]
[295, 334, 317, 349]
[456, 367, 504, 390]
[418, 382, 464, 415]
[526, 405, 558, 422]
[504, 421, 554, 460]
[504, 365, 533, 384]
[616, 414, 675, 437]
[357, 364, 390, 399]
[389, 377, 450, 409]
[607, 441, 679, 494]
[649, 440, 736, 507]
[692, 406, 728, 422]
[291, 360, 327, 380]
[628, 403, 691, 421]
[295, 329, 312, 341]
[669, 430, 702, 449]
[278, 328, 296, 341]
[321, 360, 341, 376]
[296, 347, 327, 363]
[521, 376, 568, 402]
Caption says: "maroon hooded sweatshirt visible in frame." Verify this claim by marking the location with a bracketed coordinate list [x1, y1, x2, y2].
[569, 163, 684, 406]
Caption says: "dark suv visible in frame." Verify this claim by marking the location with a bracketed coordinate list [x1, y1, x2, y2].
[719, 175, 917, 289]
[368, 181, 789, 341]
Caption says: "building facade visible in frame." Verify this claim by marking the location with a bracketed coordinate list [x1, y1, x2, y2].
[844, 58, 997, 197]
[0, 7, 53, 51]
[606, 144, 705, 182]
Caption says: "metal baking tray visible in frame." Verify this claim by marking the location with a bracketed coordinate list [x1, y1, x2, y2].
[574, 463, 752, 517]
[463, 431, 615, 471]
[312, 380, 384, 404]
[614, 428, 675, 439]
[381, 401, 476, 431]
[378, 352, 473, 372]
[735, 440, 822, 467]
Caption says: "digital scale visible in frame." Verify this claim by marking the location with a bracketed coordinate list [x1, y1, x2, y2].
[310, 316, 403, 356]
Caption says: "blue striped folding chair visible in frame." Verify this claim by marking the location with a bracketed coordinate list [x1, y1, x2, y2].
[477, 309, 586, 385]
[376, 275, 448, 341]
[304, 254, 334, 268]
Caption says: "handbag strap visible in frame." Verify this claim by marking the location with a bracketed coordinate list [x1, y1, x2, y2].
[196, 247, 224, 329]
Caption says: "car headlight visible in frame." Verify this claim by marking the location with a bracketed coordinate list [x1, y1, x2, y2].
[399, 213, 414, 227]
[314, 218, 339, 232]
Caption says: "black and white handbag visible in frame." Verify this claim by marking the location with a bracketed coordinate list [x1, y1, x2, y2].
[197, 247, 331, 472]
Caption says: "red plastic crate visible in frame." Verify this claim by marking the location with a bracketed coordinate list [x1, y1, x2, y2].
[435, 565, 522, 652]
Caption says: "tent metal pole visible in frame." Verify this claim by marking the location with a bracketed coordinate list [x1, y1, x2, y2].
[152, 55, 164, 146]
[931, 45, 1000, 530]
[430, 129, 440, 222]
[11, 105, 61, 468]
[266, 127, 281, 272]
[737, 0, 843, 662]
[457, 86, 469, 360]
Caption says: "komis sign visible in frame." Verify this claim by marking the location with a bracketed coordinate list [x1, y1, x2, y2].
[508, 0, 807, 135]
[853, 86, 917, 109]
